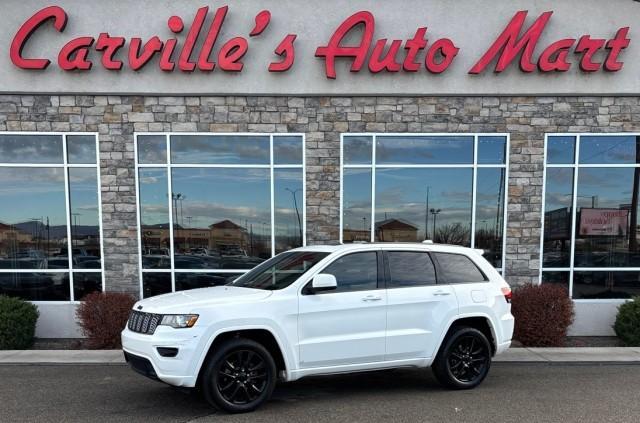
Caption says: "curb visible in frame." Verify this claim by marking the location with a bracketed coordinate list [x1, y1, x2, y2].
[1, 347, 640, 365]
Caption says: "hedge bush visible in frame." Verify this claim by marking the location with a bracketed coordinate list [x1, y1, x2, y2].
[614, 297, 640, 346]
[76, 292, 136, 349]
[511, 283, 574, 347]
[0, 295, 39, 350]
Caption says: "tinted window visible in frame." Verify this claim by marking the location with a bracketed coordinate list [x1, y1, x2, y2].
[320, 252, 378, 293]
[434, 253, 487, 283]
[387, 252, 436, 287]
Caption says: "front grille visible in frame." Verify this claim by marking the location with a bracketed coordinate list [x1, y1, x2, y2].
[127, 310, 162, 335]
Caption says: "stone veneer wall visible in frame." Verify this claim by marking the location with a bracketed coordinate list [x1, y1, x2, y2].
[1, 94, 637, 295]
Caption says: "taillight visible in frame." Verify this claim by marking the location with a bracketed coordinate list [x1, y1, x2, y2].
[501, 286, 512, 303]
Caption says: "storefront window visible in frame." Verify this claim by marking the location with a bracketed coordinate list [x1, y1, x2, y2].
[541, 134, 640, 299]
[135, 133, 305, 298]
[341, 134, 508, 270]
[0, 133, 103, 301]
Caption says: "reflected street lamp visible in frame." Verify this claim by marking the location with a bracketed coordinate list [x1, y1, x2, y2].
[285, 188, 303, 245]
[430, 208, 441, 240]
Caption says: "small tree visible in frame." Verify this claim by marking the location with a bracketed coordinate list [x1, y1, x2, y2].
[614, 297, 640, 346]
[0, 295, 39, 350]
[511, 283, 574, 347]
[76, 292, 136, 349]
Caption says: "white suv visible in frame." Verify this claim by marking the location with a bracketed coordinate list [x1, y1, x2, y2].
[122, 243, 514, 413]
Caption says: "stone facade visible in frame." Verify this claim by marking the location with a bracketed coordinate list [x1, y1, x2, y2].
[1, 94, 638, 295]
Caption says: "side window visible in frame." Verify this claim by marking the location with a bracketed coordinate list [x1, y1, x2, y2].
[387, 252, 436, 288]
[319, 252, 378, 293]
[434, 253, 487, 284]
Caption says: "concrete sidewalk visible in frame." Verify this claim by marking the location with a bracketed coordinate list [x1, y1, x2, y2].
[1, 347, 639, 364]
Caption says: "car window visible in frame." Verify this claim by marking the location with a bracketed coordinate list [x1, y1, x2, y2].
[387, 252, 436, 288]
[319, 252, 378, 293]
[434, 253, 487, 284]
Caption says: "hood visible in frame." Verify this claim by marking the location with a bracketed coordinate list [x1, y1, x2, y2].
[133, 286, 273, 314]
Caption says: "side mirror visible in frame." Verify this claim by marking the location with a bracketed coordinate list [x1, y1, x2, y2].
[311, 274, 337, 292]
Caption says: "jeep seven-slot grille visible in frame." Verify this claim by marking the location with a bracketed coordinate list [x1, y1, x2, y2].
[127, 310, 162, 335]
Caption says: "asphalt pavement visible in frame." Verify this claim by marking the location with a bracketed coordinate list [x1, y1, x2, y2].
[0, 363, 638, 422]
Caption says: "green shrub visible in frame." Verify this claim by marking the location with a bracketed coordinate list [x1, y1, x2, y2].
[0, 295, 39, 350]
[614, 297, 640, 346]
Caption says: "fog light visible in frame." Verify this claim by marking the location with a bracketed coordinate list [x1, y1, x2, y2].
[157, 347, 179, 357]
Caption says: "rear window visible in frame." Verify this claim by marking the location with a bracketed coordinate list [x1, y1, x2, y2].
[434, 253, 487, 284]
[387, 252, 436, 288]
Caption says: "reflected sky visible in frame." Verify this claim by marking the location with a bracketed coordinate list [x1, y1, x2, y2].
[579, 136, 640, 164]
[138, 135, 167, 164]
[68, 168, 100, 227]
[376, 136, 474, 164]
[0, 135, 63, 164]
[273, 136, 303, 165]
[547, 136, 576, 164]
[139, 168, 169, 226]
[274, 169, 304, 252]
[477, 136, 507, 164]
[171, 135, 270, 164]
[343, 168, 372, 232]
[66, 135, 96, 164]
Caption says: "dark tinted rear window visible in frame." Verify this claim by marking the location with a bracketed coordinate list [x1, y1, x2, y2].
[387, 252, 436, 287]
[434, 253, 487, 284]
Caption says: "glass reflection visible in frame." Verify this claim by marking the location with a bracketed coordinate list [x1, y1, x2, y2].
[68, 168, 101, 267]
[0, 134, 63, 164]
[66, 135, 96, 164]
[0, 272, 70, 301]
[138, 169, 171, 269]
[475, 168, 505, 267]
[376, 136, 473, 165]
[142, 272, 172, 298]
[547, 136, 576, 164]
[73, 272, 102, 300]
[541, 271, 570, 292]
[575, 168, 640, 267]
[274, 169, 304, 254]
[171, 135, 270, 164]
[137, 135, 167, 164]
[477, 136, 506, 164]
[273, 136, 303, 164]
[573, 271, 640, 299]
[175, 273, 242, 291]
[0, 168, 68, 270]
[343, 136, 373, 165]
[543, 168, 574, 267]
[342, 169, 372, 242]
[579, 135, 640, 164]
[171, 168, 271, 269]
[374, 168, 472, 245]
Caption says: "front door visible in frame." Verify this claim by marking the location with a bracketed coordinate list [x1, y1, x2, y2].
[298, 251, 387, 368]
[384, 250, 459, 360]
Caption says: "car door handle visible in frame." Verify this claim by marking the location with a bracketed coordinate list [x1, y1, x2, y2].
[362, 295, 382, 302]
[433, 290, 451, 296]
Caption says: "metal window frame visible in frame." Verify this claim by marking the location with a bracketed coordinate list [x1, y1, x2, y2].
[339, 133, 510, 274]
[540, 133, 640, 303]
[0, 132, 105, 305]
[134, 132, 307, 299]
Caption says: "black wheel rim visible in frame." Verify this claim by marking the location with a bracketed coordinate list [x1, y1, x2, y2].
[216, 349, 269, 405]
[447, 335, 489, 383]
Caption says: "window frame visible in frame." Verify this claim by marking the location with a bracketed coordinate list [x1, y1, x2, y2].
[134, 132, 306, 298]
[0, 132, 104, 304]
[339, 133, 510, 273]
[540, 133, 640, 303]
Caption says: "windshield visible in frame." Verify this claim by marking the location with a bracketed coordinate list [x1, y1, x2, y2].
[230, 251, 329, 290]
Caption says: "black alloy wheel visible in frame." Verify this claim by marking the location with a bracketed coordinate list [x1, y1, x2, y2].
[447, 335, 489, 383]
[202, 338, 277, 413]
[431, 326, 492, 389]
[217, 349, 269, 405]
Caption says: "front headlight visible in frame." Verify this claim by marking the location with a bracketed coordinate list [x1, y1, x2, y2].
[160, 314, 199, 329]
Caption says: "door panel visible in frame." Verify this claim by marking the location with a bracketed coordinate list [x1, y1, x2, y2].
[297, 251, 386, 368]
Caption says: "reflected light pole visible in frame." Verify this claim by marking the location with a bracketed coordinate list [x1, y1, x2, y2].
[285, 188, 303, 245]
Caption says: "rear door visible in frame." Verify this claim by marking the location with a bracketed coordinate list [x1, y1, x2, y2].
[384, 250, 459, 361]
[297, 250, 387, 368]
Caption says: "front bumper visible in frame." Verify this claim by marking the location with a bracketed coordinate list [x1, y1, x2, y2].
[121, 326, 205, 387]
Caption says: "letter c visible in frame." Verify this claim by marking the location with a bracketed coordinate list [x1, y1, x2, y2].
[10, 6, 68, 69]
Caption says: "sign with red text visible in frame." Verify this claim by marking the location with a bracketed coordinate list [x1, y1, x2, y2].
[579, 209, 629, 237]
[0, 0, 638, 95]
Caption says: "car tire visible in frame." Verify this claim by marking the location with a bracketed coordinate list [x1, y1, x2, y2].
[201, 337, 277, 413]
[431, 326, 492, 390]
